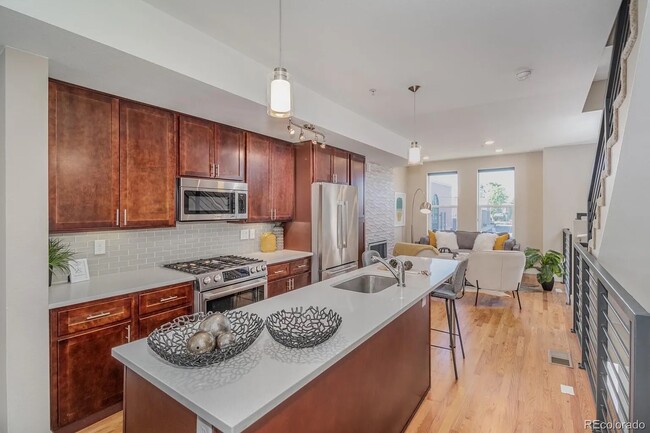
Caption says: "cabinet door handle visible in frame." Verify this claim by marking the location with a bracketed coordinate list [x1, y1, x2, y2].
[126, 324, 131, 342]
[123, 209, 127, 226]
[210, 163, 214, 177]
[216, 164, 220, 177]
[333, 173, 337, 183]
[274, 270, 285, 274]
[159, 295, 179, 303]
[116, 209, 119, 226]
[295, 264, 307, 269]
[86, 311, 111, 321]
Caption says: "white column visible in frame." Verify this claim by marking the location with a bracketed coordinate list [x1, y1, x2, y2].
[0, 46, 50, 432]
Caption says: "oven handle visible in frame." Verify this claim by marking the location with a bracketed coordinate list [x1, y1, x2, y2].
[202, 278, 267, 302]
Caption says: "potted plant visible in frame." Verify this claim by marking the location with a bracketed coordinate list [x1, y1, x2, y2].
[49, 238, 75, 286]
[524, 248, 564, 291]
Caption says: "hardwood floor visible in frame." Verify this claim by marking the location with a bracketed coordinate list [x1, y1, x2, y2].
[81, 286, 593, 433]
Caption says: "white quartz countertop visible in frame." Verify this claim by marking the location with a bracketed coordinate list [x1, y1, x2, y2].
[112, 257, 457, 433]
[245, 250, 313, 265]
[48, 268, 196, 309]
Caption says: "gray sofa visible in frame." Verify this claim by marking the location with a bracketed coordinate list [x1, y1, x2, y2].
[418, 230, 520, 252]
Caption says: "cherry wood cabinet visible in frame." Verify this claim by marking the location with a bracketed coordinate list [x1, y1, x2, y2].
[178, 115, 214, 178]
[313, 145, 333, 183]
[119, 101, 177, 228]
[332, 149, 350, 185]
[246, 133, 294, 222]
[311, 144, 349, 184]
[49, 81, 177, 233]
[48, 81, 120, 232]
[50, 283, 194, 432]
[216, 125, 246, 181]
[179, 115, 245, 181]
[267, 257, 311, 298]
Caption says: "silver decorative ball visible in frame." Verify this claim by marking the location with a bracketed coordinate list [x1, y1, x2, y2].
[186, 331, 216, 354]
[199, 312, 231, 336]
[217, 331, 237, 349]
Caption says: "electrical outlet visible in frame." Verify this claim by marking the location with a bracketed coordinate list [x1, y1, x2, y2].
[94, 240, 106, 255]
[249, 228, 256, 239]
[196, 417, 211, 433]
[240, 229, 249, 240]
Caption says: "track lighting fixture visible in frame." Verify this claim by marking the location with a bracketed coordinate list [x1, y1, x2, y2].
[287, 125, 295, 135]
[287, 118, 326, 147]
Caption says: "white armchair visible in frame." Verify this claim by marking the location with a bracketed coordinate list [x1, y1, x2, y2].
[466, 251, 526, 309]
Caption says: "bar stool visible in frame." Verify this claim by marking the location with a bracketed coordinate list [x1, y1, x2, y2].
[430, 258, 469, 380]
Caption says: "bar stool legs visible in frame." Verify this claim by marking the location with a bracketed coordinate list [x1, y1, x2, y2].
[431, 298, 465, 380]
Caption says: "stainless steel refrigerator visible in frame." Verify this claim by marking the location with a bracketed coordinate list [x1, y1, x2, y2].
[311, 183, 359, 282]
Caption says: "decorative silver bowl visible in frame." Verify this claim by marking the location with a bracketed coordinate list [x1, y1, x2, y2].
[265, 306, 342, 349]
[147, 311, 263, 368]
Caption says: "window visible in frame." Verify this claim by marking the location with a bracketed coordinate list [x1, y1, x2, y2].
[427, 172, 458, 231]
[477, 168, 515, 236]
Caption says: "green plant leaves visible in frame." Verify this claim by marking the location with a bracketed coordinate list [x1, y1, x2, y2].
[524, 247, 564, 283]
[49, 238, 76, 275]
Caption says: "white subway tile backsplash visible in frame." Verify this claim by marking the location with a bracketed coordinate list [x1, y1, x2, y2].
[51, 221, 274, 280]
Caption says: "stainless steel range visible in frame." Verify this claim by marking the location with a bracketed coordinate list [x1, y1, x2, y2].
[164, 255, 268, 314]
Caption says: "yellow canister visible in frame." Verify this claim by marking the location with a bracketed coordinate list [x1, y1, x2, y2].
[260, 232, 277, 253]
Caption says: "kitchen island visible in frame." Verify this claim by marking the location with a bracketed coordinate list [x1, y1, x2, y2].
[112, 257, 458, 433]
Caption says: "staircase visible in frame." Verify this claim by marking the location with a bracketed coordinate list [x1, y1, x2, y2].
[589, 0, 640, 256]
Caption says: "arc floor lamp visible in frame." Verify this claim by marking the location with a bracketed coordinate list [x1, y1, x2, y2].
[410, 188, 432, 243]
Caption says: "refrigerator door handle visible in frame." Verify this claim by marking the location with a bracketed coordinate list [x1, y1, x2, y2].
[336, 202, 343, 249]
[342, 201, 348, 248]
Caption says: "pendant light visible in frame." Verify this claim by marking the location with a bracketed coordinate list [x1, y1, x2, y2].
[407, 85, 422, 165]
[267, 0, 293, 118]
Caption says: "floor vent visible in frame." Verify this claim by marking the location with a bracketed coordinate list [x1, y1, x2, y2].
[548, 350, 573, 368]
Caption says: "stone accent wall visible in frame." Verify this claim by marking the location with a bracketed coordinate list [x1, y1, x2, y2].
[51, 222, 274, 279]
[365, 162, 399, 255]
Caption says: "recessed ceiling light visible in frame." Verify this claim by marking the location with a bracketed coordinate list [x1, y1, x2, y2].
[484, 140, 495, 146]
[423, 156, 430, 160]
[495, 148, 504, 153]
[515, 69, 532, 81]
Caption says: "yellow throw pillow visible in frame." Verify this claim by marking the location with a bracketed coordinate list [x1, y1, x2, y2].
[493, 233, 509, 250]
[428, 230, 437, 248]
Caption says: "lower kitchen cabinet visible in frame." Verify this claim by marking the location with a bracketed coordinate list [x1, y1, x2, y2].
[52, 321, 133, 429]
[50, 282, 194, 432]
[267, 257, 311, 298]
[138, 304, 193, 337]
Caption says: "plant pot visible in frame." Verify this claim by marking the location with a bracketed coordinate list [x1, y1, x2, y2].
[541, 280, 554, 291]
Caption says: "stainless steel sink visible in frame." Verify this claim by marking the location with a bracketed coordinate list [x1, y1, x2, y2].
[332, 275, 396, 294]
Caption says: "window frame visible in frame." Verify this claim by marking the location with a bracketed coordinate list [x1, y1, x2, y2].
[476, 167, 515, 236]
[426, 170, 459, 232]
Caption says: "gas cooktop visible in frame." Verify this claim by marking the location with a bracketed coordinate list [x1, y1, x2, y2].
[164, 255, 267, 291]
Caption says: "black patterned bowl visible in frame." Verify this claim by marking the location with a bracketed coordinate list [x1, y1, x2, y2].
[265, 306, 343, 349]
[147, 311, 264, 368]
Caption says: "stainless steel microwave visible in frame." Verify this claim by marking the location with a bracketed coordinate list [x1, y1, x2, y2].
[177, 177, 248, 222]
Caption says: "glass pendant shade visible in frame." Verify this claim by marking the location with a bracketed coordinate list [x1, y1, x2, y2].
[267, 67, 293, 118]
[408, 142, 422, 165]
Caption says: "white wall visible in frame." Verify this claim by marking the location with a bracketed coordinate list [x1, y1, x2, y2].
[599, 1, 650, 312]
[0, 47, 50, 432]
[406, 152, 544, 249]
[542, 144, 595, 252]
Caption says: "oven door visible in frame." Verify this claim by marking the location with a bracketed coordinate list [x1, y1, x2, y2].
[179, 187, 237, 221]
[198, 278, 267, 314]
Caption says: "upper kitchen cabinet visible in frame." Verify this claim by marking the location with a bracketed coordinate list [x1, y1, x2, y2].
[49, 81, 120, 232]
[178, 115, 245, 181]
[178, 115, 214, 178]
[332, 148, 350, 185]
[215, 124, 245, 181]
[311, 143, 349, 184]
[119, 101, 177, 228]
[270, 139, 295, 221]
[246, 133, 294, 222]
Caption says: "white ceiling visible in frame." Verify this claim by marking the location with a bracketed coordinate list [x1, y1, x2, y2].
[144, 0, 619, 160]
